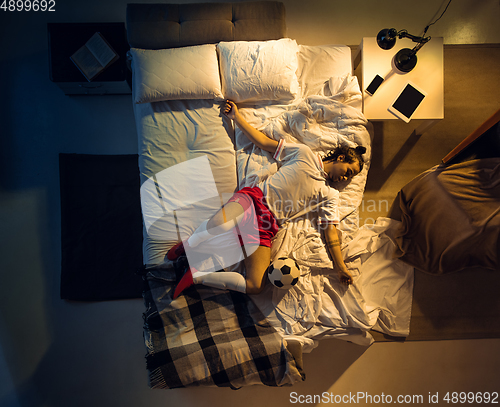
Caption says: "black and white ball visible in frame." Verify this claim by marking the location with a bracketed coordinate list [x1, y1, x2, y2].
[267, 257, 300, 289]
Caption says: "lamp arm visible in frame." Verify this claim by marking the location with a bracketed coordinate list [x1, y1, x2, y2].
[397, 29, 431, 44]
[411, 40, 429, 54]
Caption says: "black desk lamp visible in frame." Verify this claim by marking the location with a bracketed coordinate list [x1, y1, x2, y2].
[376, 28, 431, 72]
[375, 0, 453, 72]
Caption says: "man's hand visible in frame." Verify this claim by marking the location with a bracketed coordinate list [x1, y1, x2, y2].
[223, 100, 238, 120]
[338, 267, 353, 285]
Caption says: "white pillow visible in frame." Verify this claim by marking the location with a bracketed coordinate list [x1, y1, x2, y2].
[297, 44, 352, 97]
[130, 45, 224, 103]
[217, 38, 300, 103]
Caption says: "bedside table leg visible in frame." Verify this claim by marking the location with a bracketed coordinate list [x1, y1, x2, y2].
[413, 119, 440, 136]
[353, 47, 362, 71]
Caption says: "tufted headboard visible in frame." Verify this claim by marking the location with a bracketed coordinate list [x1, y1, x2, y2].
[126, 1, 286, 49]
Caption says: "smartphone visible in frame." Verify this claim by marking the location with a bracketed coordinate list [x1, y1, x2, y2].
[388, 82, 426, 123]
[365, 74, 384, 96]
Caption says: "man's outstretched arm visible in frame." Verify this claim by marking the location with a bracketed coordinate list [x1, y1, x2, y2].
[223, 100, 279, 154]
[324, 223, 353, 285]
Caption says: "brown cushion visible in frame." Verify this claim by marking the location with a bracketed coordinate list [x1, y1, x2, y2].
[391, 158, 500, 274]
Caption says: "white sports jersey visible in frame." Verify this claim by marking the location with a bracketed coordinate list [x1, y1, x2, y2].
[258, 139, 340, 225]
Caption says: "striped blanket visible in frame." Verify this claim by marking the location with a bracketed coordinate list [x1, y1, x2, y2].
[140, 262, 305, 389]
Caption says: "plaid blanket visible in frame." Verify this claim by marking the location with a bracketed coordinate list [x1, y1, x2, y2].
[140, 263, 305, 389]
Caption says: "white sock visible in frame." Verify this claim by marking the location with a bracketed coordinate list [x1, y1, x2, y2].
[193, 271, 246, 293]
[187, 220, 211, 248]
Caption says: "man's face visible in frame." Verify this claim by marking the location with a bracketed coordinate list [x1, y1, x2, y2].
[327, 156, 360, 183]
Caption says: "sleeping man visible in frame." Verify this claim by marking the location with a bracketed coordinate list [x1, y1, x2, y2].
[168, 100, 366, 299]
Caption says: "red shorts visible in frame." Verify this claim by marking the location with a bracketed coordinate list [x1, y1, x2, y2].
[226, 187, 279, 248]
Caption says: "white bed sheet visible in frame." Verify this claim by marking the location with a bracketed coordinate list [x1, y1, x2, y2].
[135, 99, 238, 264]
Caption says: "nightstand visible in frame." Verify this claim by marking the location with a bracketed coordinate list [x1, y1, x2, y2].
[354, 37, 444, 134]
[48, 23, 132, 95]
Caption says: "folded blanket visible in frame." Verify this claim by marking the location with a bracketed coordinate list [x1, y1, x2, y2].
[142, 265, 305, 388]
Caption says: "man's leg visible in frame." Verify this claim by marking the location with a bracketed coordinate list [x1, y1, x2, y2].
[242, 245, 271, 294]
[167, 201, 245, 260]
[173, 245, 271, 298]
[206, 201, 245, 236]
[194, 245, 270, 294]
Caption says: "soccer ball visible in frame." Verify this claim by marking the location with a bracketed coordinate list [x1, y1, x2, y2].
[267, 257, 300, 289]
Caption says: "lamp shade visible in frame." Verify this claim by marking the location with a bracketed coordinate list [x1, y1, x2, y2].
[394, 48, 418, 72]
[376, 28, 397, 50]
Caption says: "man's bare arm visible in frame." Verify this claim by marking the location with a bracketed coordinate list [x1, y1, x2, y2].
[324, 223, 353, 285]
[223, 100, 278, 154]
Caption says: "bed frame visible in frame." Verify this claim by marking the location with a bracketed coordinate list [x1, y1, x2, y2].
[126, 1, 286, 50]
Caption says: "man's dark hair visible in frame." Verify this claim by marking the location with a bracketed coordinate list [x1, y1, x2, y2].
[323, 145, 367, 172]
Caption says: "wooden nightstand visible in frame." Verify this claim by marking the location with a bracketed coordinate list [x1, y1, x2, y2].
[48, 22, 132, 95]
[354, 37, 444, 134]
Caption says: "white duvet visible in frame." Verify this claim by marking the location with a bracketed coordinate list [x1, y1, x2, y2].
[233, 77, 414, 348]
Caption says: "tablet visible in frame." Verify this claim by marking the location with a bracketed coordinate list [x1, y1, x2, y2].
[388, 82, 426, 123]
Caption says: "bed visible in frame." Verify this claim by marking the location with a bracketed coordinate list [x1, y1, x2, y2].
[127, 1, 414, 388]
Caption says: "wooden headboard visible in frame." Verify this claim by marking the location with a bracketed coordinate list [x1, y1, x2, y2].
[126, 1, 286, 49]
